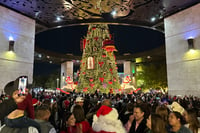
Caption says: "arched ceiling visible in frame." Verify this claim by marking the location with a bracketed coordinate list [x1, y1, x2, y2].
[0, 0, 199, 32]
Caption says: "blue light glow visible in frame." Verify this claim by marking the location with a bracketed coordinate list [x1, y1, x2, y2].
[184, 30, 199, 40]
[9, 36, 14, 41]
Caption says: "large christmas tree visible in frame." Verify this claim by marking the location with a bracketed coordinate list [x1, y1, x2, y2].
[77, 24, 120, 93]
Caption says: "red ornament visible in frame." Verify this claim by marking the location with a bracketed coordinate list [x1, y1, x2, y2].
[83, 87, 88, 92]
[116, 67, 118, 70]
[98, 62, 104, 67]
[108, 81, 113, 84]
[102, 54, 106, 58]
[99, 77, 104, 82]
[109, 34, 112, 39]
[92, 27, 96, 30]
[82, 39, 86, 49]
[89, 78, 94, 82]
[83, 72, 86, 75]
[119, 89, 122, 92]
[94, 37, 98, 41]
[90, 83, 94, 88]
[113, 78, 116, 82]
[83, 89, 87, 92]
[74, 81, 78, 85]
[109, 68, 113, 72]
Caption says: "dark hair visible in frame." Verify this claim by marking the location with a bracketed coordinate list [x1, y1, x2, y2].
[61, 112, 74, 130]
[172, 111, 184, 125]
[4, 81, 15, 96]
[187, 108, 200, 133]
[155, 105, 169, 124]
[73, 105, 85, 123]
[35, 105, 50, 119]
[135, 103, 150, 119]
[151, 114, 167, 133]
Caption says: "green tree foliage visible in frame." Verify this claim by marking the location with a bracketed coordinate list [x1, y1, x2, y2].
[77, 24, 120, 93]
[136, 61, 167, 90]
[33, 70, 59, 89]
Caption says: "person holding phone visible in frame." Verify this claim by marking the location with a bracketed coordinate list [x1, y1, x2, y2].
[3, 76, 41, 132]
[0, 81, 26, 122]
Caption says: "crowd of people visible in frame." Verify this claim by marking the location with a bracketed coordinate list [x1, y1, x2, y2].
[0, 76, 200, 133]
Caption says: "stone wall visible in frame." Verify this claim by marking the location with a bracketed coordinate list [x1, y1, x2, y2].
[0, 6, 35, 94]
[164, 3, 200, 96]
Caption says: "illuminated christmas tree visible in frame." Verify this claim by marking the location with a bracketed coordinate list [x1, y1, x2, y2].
[77, 24, 120, 93]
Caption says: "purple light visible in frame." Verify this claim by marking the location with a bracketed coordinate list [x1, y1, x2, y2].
[184, 30, 199, 40]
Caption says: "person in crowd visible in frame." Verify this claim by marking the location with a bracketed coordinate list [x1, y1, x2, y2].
[35, 105, 56, 133]
[129, 103, 148, 133]
[121, 103, 134, 125]
[70, 96, 84, 112]
[60, 112, 77, 133]
[168, 111, 192, 133]
[124, 114, 134, 133]
[0, 81, 26, 122]
[17, 89, 35, 119]
[73, 105, 92, 133]
[184, 108, 200, 133]
[155, 105, 170, 130]
[3, 76, 41, 132]
[146, 114, 167, 133]
[92, 105, 126, 133]
[0, 102, 40, 133]
[49, 102, 60, 131]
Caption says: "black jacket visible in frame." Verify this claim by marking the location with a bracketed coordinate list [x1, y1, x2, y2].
[129, 118, 148, 133]
[0, 98, 17, 122]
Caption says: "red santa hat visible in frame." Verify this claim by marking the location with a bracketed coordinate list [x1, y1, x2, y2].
[32, 98, 41, 106]
[96, 105, 113, 117]
[92, 105, 126, 133]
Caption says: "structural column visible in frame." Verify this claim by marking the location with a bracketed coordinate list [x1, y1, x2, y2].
[61, 61, 74, 88]
[0, 6, 35, 94]
[164, 3, 200, 96]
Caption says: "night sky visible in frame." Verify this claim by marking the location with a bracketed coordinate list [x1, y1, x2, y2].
[34, 25, 165, 76]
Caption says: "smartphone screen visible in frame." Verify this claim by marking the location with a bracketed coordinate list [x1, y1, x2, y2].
[18, 77, 27, 95]
[51, 98, 54, 103]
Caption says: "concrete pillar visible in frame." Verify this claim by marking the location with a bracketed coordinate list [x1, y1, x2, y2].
[164, 3, 200, 96]
[61, 61, 73, 88]
[0, 6, 35, 94]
